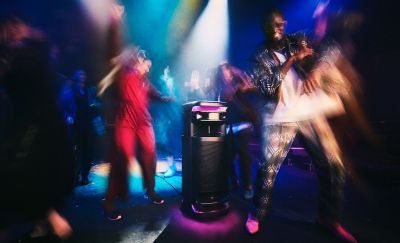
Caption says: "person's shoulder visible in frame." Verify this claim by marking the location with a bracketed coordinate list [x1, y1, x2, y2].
[250, 41, 270, 62]
[123, 67, 138, 76]
[321, 37, 339, 47]
[319, 37, 343, 57]
[288, 31, 304, 38]
[254, 41, 270, 53]
[286, 32, 301, 43]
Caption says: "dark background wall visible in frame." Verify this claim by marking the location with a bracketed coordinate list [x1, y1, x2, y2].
[1, 0, 399, 121]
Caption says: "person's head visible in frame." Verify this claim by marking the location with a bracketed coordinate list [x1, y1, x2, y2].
[136, 58, 152, 75]
[118, 46, 151, 75]
[190, 70, 200, 89]
[261, 9, 287, 42]
[163, 66, 170, 76]
[0, 16, 30, 44]
[72, 69, 87, 88]
[216, 62, 233, 85]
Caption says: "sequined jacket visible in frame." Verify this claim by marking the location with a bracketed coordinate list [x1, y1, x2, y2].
[252, 33, 310, 114]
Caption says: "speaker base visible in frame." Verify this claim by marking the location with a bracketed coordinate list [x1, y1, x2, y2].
[181, 198, 230, 220]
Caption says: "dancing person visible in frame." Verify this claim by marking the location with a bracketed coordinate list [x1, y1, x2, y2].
[186, 70, 205, 102]
[0, 16, 74, 241]
[214, 61, 258, 199]
[311, 3, 375, 165]
[154, 66, 180, 178]
[245, 9, 357, 243]
[101, 47, 172, 221]
[59, 69, 93, 186]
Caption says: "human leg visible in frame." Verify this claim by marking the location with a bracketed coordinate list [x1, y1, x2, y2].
[247, 124, 297, 234]
[298, 118, 345, 222]
[77, 129, 92, 185]
[236, 128, 253, 199]
[298, 118, 356, 242]
[104, 126, 135, 219]
[137, 125, 164, 204]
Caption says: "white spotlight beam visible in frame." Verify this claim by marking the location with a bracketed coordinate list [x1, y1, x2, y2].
[178, 0, 229, 75]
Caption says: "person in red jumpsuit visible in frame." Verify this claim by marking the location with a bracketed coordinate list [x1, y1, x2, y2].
[103, 47, 171, 221]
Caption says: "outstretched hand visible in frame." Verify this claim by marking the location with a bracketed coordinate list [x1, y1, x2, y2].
[110, 1, 125, 22]
[303, 71, 320, 94]
[295, 46, 314, 62]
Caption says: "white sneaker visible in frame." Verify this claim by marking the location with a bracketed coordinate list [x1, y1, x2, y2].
[166, 155, 174, 164]
[246, 213, 259, 234]
[163, 166, 176, 178]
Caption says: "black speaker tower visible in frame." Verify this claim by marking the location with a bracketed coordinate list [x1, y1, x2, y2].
[181, 101, 230, 219]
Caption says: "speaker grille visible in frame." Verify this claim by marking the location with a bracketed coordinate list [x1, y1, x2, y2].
[192, 138, 226, 193]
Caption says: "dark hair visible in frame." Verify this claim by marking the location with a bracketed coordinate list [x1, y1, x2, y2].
[71, 69, 86, 83]
[118, 45, 149, 68]
[216, 61, 230, 78]
[214, 62, 234, 91]
[0, 15, 26, 44]
[260, 8, 284, 34]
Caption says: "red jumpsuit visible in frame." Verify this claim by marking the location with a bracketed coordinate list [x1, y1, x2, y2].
[105, 67, 161, 201]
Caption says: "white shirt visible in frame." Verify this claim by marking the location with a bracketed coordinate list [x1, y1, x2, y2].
[266, 51, 344, 124]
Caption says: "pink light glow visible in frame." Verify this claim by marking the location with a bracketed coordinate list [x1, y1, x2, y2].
[169, 207, 242, 237]
[191, 106, 226, 112]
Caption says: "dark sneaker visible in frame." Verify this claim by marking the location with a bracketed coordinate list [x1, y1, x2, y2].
[243, 189, 254, 200]
[79, 177, 91, 186]
[104, 209, 122, 221]
[144, 192, 165, 205]
[163, 167, 176, 178]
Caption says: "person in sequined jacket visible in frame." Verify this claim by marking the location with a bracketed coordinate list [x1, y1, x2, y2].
[245, 8, 357, 243]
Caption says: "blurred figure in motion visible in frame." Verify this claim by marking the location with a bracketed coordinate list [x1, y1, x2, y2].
[154, 66, 181, 178]
[98, 1, 172, 221]
[203, 67, 216, 100]
[0, 16, 74, 241]
[59, 69, 93, 186]
[214, 61, 259, 199]
[186, 69, 205, 102]
[245, 8, 357, 243]
[310, 2, 375, 167]
[99, 46, 173, 221]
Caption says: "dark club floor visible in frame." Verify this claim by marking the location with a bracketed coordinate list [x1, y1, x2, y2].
[4, 147, 400, 243]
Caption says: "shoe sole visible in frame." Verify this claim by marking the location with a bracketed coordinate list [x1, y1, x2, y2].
[144, 195, 165, 205]
[103, 211, 122, 221]
[107, 215, 122, 221]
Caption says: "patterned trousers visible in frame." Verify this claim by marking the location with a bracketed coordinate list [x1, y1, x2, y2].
[254, 116, 345, 223]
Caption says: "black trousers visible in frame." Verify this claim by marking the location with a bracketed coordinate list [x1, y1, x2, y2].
[227, 125, 253, 190]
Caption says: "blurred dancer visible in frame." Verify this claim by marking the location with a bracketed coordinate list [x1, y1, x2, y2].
[59, 69, 92, 186]
[154, 66, 180, 177]
[101, 47, 172, 221]
[214, 62, 258, 199]
[0, 16, 74, 240]
[311, 2, 375, 163]
[186, 70, 205, 102]
[99, 2, 171, 221]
